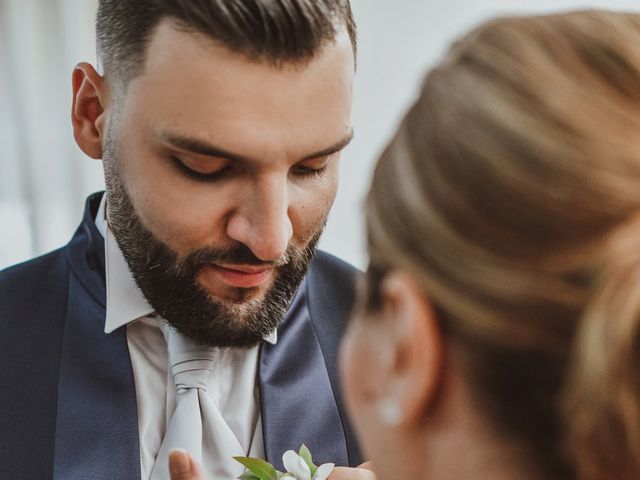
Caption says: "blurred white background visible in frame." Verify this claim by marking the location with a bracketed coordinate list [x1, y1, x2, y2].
[2, 0, 640, 270]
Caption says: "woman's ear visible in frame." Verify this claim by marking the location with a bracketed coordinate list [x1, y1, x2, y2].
[71, 62, 110, 159]
[376, 270, 444, 428]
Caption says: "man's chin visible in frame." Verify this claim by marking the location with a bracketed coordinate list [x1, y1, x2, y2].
[168, 319, 266, 349]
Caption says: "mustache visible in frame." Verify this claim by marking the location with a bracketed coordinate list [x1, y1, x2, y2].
[179, 242, 292, 271]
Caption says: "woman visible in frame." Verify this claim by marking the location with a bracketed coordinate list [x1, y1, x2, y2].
[170, 9, 640, 480]
[340, 9, 640, 480]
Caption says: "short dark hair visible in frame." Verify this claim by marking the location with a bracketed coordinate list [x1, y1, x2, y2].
[96, 0, 356, 86]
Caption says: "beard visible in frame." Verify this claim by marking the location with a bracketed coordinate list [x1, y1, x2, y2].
[102, 131, 322, 348]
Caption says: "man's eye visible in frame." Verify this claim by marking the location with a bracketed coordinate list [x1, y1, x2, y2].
[292, 160, 330, 177]
[170, 156, 230, 182]
[293, 166, 328, 177]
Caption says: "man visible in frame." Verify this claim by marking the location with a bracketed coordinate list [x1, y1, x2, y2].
[0, 1, 373, 479]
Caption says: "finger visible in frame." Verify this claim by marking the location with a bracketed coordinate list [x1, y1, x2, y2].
[169, 449, 204, 480]
[357, 461, 373, 470]
[328, 466, 377, 479]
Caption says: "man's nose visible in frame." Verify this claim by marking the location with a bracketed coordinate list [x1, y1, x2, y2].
[226, 177, 293, 262]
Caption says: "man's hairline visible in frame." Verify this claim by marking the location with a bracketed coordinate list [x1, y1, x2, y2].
[99, 17, 356, 102]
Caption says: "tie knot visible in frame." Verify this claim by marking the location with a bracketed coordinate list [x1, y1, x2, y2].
[172, 358, 214, 390]
[163, 324, 217, 390]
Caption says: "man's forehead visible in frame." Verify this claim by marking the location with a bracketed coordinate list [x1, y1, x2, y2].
[126, 20, 354, 105]
[140, 18, 354, 78]
[116, 19, 354, 165]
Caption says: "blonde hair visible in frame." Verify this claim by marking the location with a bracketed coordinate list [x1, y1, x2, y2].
[366, 10, 640, 479]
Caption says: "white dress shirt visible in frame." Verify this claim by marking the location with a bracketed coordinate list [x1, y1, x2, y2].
[94, 195, 277, 479]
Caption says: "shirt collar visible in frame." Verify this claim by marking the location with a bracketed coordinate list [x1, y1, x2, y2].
[95, 194, 278, 345]
[96, 194, 155, 334]
[265, 327, 278, 345]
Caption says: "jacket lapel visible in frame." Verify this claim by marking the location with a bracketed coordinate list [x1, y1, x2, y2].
[54, 193, 140, 480]
[259, 278, 349, 471]
[53, 195, 357, 477]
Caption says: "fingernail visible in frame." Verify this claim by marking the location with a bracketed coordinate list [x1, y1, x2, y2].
[169, 448, 190, 475]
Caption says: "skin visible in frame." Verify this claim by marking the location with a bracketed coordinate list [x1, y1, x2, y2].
[339, 272, 437, 480]
[168, 450, 375, 480]
[73, 19, 354, 304]
[72, 17, 375, 480]
[339, 271, 537, 480]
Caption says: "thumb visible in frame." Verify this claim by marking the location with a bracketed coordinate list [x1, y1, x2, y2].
[169, 449, 205, 480]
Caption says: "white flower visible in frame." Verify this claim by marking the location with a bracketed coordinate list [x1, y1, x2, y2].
[312, 463, 335, 480]
[235, 444, 335, 480]
[283, 450, 311, 479]
[282, 450, 335, 480]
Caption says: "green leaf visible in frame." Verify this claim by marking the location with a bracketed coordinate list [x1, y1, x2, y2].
[233, 456, 278, 480]
[298, 444, 318, 477]
[238, 473, 262, 480]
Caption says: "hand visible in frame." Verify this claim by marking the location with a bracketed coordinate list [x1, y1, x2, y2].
[168, 449, 204, 480]
[328, 462, 376, 480]
[168, 449, 377, 480]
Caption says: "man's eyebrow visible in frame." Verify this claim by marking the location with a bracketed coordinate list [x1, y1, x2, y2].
[301, 128, 354, 160]
[160, 128, 354, 162]
[162, 133, 249, 162]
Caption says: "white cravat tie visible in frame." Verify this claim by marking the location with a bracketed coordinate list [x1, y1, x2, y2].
[150, 326, 246, 480]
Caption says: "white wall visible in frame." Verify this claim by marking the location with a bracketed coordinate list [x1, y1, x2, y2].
[0, 0, 103, 269]
[2, 0, 640, 270]
[325, 0, 640, 269]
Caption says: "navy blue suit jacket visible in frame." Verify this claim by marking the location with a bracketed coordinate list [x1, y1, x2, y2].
[0, 193, 362, 479]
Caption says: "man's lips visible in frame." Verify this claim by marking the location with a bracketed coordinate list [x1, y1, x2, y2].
[201, 263, 275, 289]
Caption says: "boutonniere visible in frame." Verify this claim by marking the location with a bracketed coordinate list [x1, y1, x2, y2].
[234, 444, 334, 480]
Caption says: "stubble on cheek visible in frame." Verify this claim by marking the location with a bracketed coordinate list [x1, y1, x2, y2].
[136, 204, 210, 258]
[297, 180, 338, 247]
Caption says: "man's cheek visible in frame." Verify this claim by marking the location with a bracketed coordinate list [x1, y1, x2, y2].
[297, 190, 335, 239]
[136, 211, 202, 256]
[296, 213, 328, 246]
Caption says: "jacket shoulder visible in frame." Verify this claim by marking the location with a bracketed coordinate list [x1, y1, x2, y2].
[0, 248, 71, 338]
[308, 250, 360, 303]
[0, 248, 69, 307]
[314, 249, 360, 274]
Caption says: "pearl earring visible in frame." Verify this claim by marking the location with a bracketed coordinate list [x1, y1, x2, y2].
[378, 400, 403, 426]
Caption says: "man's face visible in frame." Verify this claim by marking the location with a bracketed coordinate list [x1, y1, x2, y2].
[101, 20, 354, 347]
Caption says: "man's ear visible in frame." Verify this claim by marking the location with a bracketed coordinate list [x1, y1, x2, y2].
[71, 62, 110, 159]
[377, 271, 444, 427]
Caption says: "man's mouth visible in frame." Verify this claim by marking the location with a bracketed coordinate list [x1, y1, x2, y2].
[201, 263, 275, 289]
